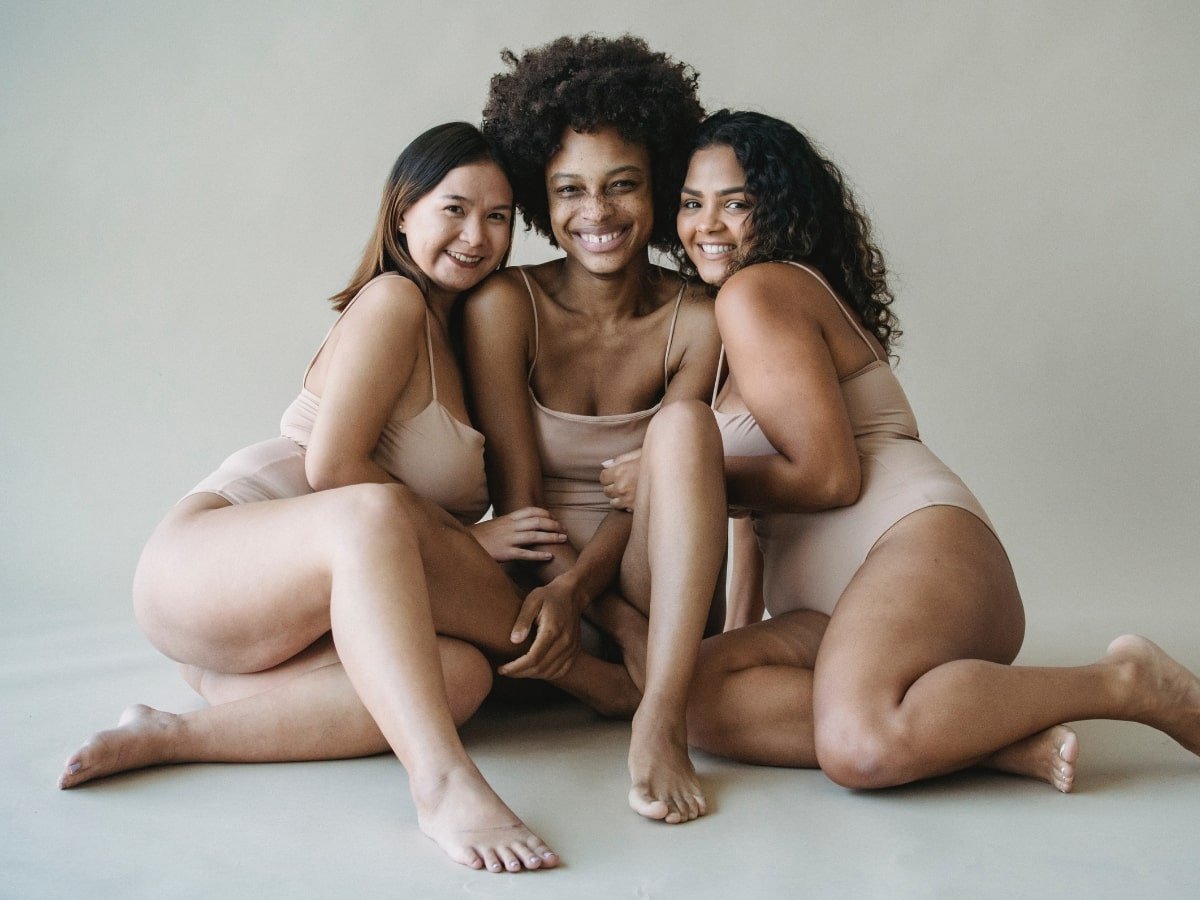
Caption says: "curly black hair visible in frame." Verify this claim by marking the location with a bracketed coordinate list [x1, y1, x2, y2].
[676, 110, 901, 354]
[482, 34, 704, 252]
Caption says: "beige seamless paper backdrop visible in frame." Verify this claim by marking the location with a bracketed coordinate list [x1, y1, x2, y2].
[3, 3, 1200, 898]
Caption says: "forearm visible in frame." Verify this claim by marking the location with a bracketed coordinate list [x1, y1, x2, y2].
[724, 454, 858, 513]
[538, 511, 631, 609]
[306, 455, 395, 492]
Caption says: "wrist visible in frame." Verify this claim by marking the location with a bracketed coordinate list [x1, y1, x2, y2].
[549, 571, 589, 614]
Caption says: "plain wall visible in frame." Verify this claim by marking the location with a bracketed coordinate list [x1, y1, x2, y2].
[3, 1, 1198, 643]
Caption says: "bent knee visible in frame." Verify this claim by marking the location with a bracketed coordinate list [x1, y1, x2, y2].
[814, 708, 913, 790]
[332, 483, 422, 543]
[643, 400, 721, 460]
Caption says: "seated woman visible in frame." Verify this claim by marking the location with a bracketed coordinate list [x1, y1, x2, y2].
[468, 35, 726, 824]
[56, 122, 641, 873]
[677, 110, 1200, 790]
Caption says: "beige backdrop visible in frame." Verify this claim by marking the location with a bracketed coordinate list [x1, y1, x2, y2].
[3, 1, 1198, 643]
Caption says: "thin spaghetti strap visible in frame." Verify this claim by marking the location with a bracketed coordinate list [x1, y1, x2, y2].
[422, 307, 437, 401]
[517, 267, 541, 382]
[661, 281, 686, 390]
[710, 346, 726, 407]
[785, 260, 882, 363]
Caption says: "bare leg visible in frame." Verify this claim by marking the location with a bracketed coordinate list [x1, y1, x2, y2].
[84, 486, 556, 872]
[812, 507, 1200, 790]
[59, 636, 492, 786]
[618, 401, 728, 823]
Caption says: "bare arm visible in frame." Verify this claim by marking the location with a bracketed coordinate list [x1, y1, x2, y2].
[304, 279, 425, 491]
[717, 265, 862, 514]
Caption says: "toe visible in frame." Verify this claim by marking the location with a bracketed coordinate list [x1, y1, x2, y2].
[495, 845, 521, 872]
[525, 838, 559, 868]
[480, 848, 504, 873]
[629, 785, 669, 821]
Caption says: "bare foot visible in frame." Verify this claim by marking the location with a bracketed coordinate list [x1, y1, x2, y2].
[627, 709, 707, 824]
[1106, 634, 1200, 755]
[59, 704, 180, 789]
[413, 765, 559, 872]
[983, 725, 1079, 792]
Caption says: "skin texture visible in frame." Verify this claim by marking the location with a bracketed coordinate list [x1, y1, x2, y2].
[59, 160, 586, 874]
[464, 126, 726, 824]
[680, 143, 1200, 792]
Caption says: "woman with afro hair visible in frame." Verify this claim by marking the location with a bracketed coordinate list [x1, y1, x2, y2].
[466, 35, 728, 825]
[676, 110, 1200, 791]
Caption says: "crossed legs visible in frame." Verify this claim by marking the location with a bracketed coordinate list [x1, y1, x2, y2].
[60, 484, 557, 873]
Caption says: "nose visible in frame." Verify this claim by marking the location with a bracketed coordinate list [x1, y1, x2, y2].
[696, 204, 721, 234]
[581, 190, 612, 221]
[460, 214, 485, 248]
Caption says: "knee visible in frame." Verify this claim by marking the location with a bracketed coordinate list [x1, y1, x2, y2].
[643, 400, 720, 459]
[814, 706, 911, 790]
[331, 483, 421, 549]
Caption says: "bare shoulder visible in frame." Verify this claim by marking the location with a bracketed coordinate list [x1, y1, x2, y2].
[464, 268, 535, 323]
[716, 262, 832, 328]
[338, 273, 426, 340]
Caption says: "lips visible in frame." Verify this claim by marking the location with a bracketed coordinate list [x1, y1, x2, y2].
[698, 243, 736, 255]
[446, 250, 483, 267]
[573, 225, 631, 252]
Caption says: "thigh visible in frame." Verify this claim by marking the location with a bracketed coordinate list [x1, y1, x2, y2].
[134, 490, 367, 672]
[813, 506, 1024, 713]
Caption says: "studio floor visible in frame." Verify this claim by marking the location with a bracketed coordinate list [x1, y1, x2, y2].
[5, 603, 1199, 899]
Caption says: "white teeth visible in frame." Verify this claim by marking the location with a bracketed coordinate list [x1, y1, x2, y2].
[699, 243, 735, 254]
[447, 250, 481, 263]
[578, 230, 622, 245]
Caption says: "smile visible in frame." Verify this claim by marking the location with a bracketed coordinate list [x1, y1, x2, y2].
[699, 243, 736, 254]
[574, 226, 631, 250]
[446, 250, 483, 265]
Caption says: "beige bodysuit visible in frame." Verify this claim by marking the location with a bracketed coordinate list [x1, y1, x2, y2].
[186, 273, 489, 524]
[712, 262, 997, 616]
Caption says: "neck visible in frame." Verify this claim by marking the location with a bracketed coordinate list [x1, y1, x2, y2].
[554, 253, 659, 319]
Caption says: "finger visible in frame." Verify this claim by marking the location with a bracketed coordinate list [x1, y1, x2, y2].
[602, 483, 620, 500]
[608, 448, 642, 467]
[508, 506, 553, 520]
[598, 467, 614, 485]
[505, 548, 555, 562]
[499, 626, 553, 677]
[514, 530, 567, 545]
[509, 594, 542, 643]
[516, 519, 564, 534]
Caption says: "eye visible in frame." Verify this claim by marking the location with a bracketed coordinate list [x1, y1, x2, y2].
[680, 199, 701, 210]
[726, 199, 752, 212]
[445, 204, 464, 215]
[488, 211, 510, 222]
[609, 179, 639, 192]
[556, 185, 580, 196]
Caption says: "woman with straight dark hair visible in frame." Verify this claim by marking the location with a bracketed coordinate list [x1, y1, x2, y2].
[58, 122, 595, 873]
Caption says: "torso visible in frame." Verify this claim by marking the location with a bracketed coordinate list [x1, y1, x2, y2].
[518, 264, 685, 548]
[186, 273, 489, 524]
[712, 262, 995, 616]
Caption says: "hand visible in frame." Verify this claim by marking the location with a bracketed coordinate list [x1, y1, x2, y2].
[470, 507, 567, 563]
[599, 448, 641, 512]
[498, 576, 586, 681]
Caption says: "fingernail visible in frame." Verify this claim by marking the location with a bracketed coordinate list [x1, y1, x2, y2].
[601, 458, 614, 467]
[68, 763, 81, 774]
[510, 632, 522, 642]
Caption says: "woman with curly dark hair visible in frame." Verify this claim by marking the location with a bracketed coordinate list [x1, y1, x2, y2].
[467, 35, 727, 825]
[679, 110, 1200, 789]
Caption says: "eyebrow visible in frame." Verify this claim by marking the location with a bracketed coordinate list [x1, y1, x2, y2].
[680, 185, 747, 196]
[549, 165, 645, 182]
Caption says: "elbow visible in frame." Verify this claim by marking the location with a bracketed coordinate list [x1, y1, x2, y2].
[818, 462, 861, 509]
[305, 452, 362, 492]
[796, 460, 860, 511]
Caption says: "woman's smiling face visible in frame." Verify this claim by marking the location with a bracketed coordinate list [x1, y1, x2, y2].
[545, 126, 654, 275]
[677, 144, 753, 286]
